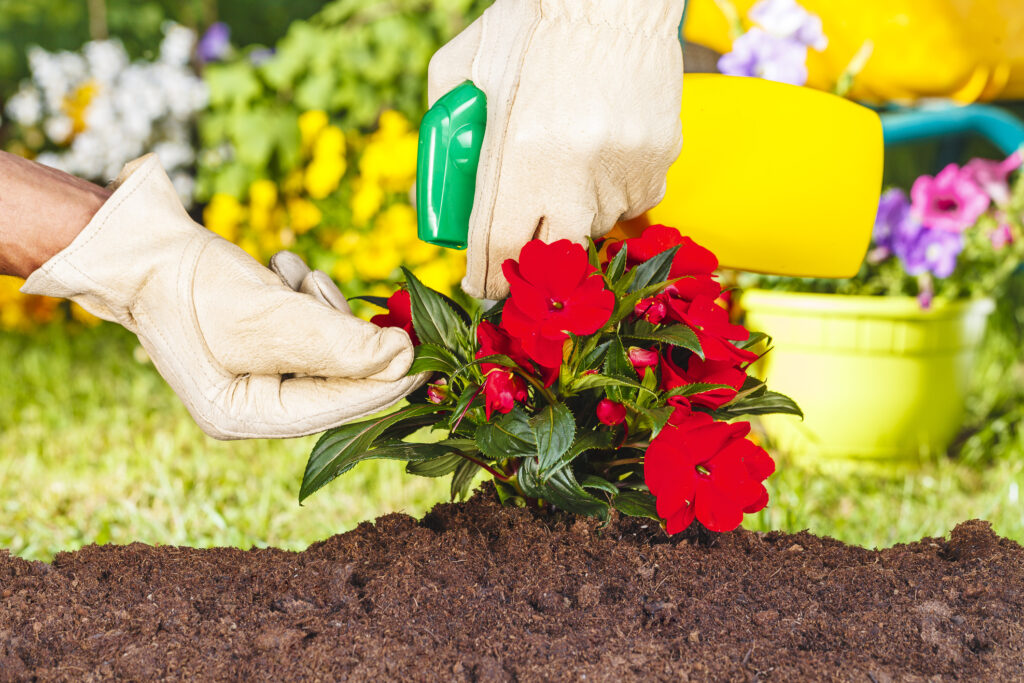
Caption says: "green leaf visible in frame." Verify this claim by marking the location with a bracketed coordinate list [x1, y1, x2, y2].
[603, 337, 635, 403]
[605, 243, 629, 288]
[736, 330, 770, 351]
[581, 475, 619, 496]
[518, 458, 609, 520]
[402, 266, 470, 352]
[408, 343, 462, 375]
[530, 402, 576, 476]
[451, 459, 480, 501]
[448, 384, 483, 433]
[568, 372, 653, 397]
[628, 246, 680, 293]
[665, 382, 734, 399]
[300, 403, 443, 501]
[562, 431, 615, 466]
[475, 407, 536, 461]
[612, 490, 661, 522]
[407, 453, 464, 478]
[449, 353, 518, 382]
[349, 295, 391, 309]
[587, 238, 601, 271]
[641, 405, 674, 436]
[624, 324, 704, 359]
[717, 390, 803, 419]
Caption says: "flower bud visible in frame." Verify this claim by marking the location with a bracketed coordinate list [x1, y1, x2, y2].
[427, 378, 449, 405]
[635, 297, 667, 324]
[628, 347, 659, 375]
[596, 398, 627, 426]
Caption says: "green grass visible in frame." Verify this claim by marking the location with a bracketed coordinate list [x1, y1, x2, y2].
[2, 324, 1023, 562]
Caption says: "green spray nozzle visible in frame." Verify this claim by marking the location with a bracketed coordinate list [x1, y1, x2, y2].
[416, 81, 487, 250]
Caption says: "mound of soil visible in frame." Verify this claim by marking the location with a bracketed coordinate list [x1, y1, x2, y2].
[1, 486, 1022, 681]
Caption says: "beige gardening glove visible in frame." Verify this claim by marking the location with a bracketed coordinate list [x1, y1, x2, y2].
[429, 0, 686, 299]
[21, 154, 423, 440]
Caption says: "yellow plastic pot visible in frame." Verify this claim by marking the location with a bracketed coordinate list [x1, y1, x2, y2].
[685, 0, 1024, 103]
[740, 290, 994, 467]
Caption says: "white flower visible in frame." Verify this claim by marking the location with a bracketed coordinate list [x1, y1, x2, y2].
[171, 172, 196, 204]
[84, 40, 129, 85]
[159, 22, 196, 67]
[5, 88, 43, 126]
[43, 115, 74, 144]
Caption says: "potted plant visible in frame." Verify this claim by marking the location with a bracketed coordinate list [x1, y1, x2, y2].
[740, 152, 1024, 466]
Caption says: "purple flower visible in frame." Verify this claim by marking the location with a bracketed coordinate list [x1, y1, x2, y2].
[197, 22, 231, 64]
[748, 0, 828, 50]
[896, 224, 964, 279]
[717, 28, 809, 86]
[873, 188, 912, 253]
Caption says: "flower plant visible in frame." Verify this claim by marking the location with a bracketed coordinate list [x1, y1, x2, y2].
[300, 225, 801, 535]
[745, 152, 1024, 307]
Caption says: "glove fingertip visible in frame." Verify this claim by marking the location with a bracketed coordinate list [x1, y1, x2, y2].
[269, 251, 310, 291]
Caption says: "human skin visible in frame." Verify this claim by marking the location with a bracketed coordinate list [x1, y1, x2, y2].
[0, 150, 110, 279]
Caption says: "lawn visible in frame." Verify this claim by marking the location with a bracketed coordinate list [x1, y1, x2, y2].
[2, 324, 1022, 561]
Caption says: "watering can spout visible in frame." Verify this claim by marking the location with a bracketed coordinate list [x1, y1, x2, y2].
[417, 74, 884, 279]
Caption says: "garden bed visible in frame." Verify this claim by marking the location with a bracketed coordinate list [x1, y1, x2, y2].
[1, 487, 1021, 681]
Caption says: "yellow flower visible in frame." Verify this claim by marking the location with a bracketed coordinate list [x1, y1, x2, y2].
[404, 239, 441, 266]
[445, 251, 468, 284]
[412, 259, 455, 294]
[62, 80, 99, 136]
[332, 259, 355, 283]
[298, 110, 329, 150]
[282, 168, 305, 196]
[287, 198, 323, 234]
[304, 156, 346, 199]
[313, 125, 346, 161]
[351, 179, 384, 226]
[373, 203, 417, 247]
[203, 193, 245, 242]
[354, 241, 402, 281]
[249, 179, 278, 209]
[377, 110, 411, 139]
[70, 303, 102, 327]
[331, 231, 361, 255]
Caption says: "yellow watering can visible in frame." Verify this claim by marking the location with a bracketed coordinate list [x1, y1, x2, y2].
[684, 0, 1024, 104]
[615, 73, 884, 279]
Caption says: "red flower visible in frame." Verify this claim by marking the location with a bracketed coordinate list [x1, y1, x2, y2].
[635, 297, 667, 324]
[476, 321, 557, 387]
[501, 240, 615, 369]
[606, 225, 721, 300]
[628, 347, 659, 376]
[370, 290, 418, 345]
[645, 408, 775, 533]
[596, 398, 627, 426]
[664, 294, 757, 364]
[660, 351, 746, 409]
[483, 370, 528, 420]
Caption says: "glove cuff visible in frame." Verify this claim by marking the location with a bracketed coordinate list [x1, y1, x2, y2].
[538, 0, 684, 36]
[21, 154, 211, 329]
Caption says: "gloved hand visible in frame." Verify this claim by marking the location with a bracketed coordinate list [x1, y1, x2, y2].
[21, 154, 423, 440]
[429, 0, 686, 299]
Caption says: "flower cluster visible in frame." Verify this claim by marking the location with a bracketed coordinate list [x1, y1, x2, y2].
[717, 0, 827, 86]
[3, 24, 207, 204]
[302, 225, 800, 535]
[202, 109, 466, 308]
[870, 153, 1024, 306]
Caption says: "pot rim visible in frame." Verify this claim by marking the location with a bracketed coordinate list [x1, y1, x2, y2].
[739, 289, 995, 321]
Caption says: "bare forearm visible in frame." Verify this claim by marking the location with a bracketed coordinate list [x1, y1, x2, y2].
[0, 151, 110, 279]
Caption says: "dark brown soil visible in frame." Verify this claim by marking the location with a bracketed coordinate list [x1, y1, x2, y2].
[1, 486, 1022, 682]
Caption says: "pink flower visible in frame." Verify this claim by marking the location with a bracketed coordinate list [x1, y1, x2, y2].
[910, 163, 991, 233]
[963, 152, 1022, 207]
[427, 378, 449, 405]
[991, 221, 1014, 250]
[596, 399, 627, 426]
